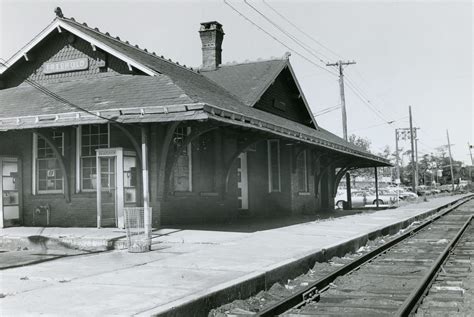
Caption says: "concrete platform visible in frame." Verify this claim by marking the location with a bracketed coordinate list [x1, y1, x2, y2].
[0, 194, 471, 316]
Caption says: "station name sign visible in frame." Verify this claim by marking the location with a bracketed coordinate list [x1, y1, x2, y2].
[43, 58, 89, 74]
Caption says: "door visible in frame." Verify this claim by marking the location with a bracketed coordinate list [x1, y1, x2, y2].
[98, 156, 117, 227]
[1, 157, 22, 227]
[237, 153, 249, 210]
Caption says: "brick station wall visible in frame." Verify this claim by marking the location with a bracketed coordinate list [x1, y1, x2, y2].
[0, 123, 334, 227]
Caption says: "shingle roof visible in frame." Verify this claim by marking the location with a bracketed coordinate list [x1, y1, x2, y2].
[59, 18, 248, 112]
[0, 75, 195, 118]
[202, 59, 288, 106]
[0, 16, 390, 166]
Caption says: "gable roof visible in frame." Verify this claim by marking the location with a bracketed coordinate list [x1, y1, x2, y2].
[202, 58, 288, 107]
[202, 56, 319, 129]
[0, 13, 390, 167]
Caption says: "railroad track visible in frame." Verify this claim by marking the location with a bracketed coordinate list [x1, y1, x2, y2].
[257, 195, 474, 316]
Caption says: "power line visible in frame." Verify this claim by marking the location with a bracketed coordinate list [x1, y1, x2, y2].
[226, 1, 398, 128]
[344, 79, 393, 124]
[243, 0, 329, 64]
[261, 0, 343, 60]
[313, 104, 341, 117]
[349, 116, 408, 133]
[223, 0, 338, 77]
[344, 76, 393, 123]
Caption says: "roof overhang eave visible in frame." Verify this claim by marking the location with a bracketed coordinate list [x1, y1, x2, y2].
[0, 103, 207, 131]
[201, 104, 390, 166]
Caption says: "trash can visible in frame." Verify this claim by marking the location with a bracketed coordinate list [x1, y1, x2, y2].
[124, 207, 152, 253]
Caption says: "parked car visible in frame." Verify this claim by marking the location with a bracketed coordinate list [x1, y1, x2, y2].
[335, 190, 396, 209]
[416, 185, 432, 196]
[385, 187, 418, 200]
[439, 184, 453, 193]
[430, 187, 441, 194]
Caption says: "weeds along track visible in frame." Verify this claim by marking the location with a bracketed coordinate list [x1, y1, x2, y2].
[257, 196, 474, 316]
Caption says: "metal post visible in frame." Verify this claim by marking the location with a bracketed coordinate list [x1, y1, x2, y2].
[409, 106, 416, 193]
[395, 129, 400, 183]
[345, 173, 351, 209]
[141, 125, 151, 249]
[375, 167, 379, 208]
[446, 130, 455, 192]
[96, 154, 102, 228]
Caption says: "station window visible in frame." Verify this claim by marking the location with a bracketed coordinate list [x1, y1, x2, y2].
[267, 139, 281, 192]
[171, 127, 192, 192]
[33, 131, 64, 194]
[297, 150, 309, 192]
[77, 124, 110, 191]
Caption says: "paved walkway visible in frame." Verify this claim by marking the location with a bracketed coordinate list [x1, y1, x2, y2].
[0, 194, 470, 316]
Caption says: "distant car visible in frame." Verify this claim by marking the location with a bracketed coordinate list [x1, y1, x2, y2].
[387, 187, 418, 200]
[335, 190, 396, 209]
[439, 184, 453, 193]
[430, 187, 441, 194]
[416, 185, 432, 196]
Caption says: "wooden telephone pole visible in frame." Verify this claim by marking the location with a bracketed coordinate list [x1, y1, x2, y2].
[447, 130, 455, 192]
[326, 60, 356, 209]
[326, 60, 356, 140]
[409, 106, 416, 193]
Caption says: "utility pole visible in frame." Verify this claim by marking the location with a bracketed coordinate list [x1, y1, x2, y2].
[468, 143, 473, 183]
[326, 60, 356, 140]
[395, 129, 400, 183]
[468, 143, 474, 165]
[415, 138, 419, 186]
[326, 60, 356, 209]
[446, 130, 455, 192]
[409, 106, 416, 193]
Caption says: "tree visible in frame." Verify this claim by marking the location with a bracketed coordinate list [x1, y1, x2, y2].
[348, 134, 374, 185]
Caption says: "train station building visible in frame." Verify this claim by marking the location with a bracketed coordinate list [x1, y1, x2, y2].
[0, 10, 389, 228]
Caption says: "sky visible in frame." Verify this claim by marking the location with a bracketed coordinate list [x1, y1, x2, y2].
[1, 0, 473, 164]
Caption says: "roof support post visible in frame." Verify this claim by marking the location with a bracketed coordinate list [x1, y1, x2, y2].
[33, 130, 70, 203]
[141, 124, 151, 247]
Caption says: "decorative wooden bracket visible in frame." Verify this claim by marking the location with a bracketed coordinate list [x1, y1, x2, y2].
[112, 123, 142, 164]
[314, 157, 348, 198]
[331, 159, 367, 197]
[224, 134, 269, 192]
[33, 130, 70, 203]
[156, 122, 180, 200]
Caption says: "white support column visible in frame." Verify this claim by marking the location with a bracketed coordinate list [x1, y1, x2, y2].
[141, 125, 151, 249]
[96, 154, 101, 228]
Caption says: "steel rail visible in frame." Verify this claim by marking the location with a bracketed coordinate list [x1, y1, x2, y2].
[396, 214, 473, 316]
[257, 195, 473, 316]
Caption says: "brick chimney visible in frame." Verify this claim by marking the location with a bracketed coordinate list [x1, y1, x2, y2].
[199, 21, 224, 71]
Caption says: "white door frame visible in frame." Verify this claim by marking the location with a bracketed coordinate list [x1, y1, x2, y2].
[96, 148, 124, 229]
[0, 156, 22, 228]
